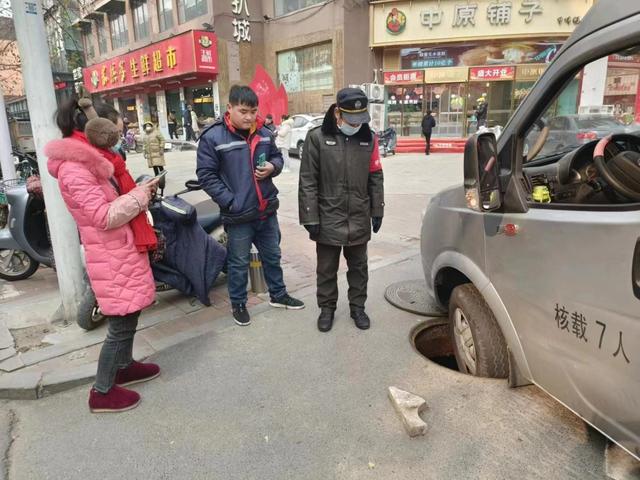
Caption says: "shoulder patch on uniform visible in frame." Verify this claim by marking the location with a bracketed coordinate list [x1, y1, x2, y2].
[325, 140, 337, 146]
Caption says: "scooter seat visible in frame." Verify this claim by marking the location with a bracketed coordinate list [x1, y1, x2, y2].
[197, 213, 222, 234]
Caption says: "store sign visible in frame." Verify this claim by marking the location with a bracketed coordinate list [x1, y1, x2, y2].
[54, 81, 67, 90]
[231, 0, 251, 42]
[605, 73, 639, 96]
[371, 0, 593, 46]
[424, 67, 469, 84]
[384, 70, 424, 84]
[609, 54, 640, 65]
[516, 63, 547, 81]
[83, 30, 218, 94]
[469, 66, 515, 81]
[401, 40, 563, 70]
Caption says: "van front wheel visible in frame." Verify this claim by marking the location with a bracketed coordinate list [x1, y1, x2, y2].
[448, 284, 508, 378]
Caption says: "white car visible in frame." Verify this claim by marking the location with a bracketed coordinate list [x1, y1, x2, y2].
[288, 114, 323, 158]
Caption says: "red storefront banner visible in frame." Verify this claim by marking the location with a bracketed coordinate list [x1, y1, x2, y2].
[469, 66, 515, 81]
[384, 69, 424, 85]
[83, 30, 218, 94]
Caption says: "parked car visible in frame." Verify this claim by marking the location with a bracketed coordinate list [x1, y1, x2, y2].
[420, 0, 640, 460]
[289, 115, 323, 158]
[539, 114, 630, 156]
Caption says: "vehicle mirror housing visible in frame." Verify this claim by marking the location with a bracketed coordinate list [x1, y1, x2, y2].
[464, 132, 502, 212]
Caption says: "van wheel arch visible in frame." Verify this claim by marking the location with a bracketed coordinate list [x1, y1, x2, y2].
[434, 267, 471, 306]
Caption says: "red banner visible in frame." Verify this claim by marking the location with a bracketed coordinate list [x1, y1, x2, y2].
[83, 30, 218, 94]
[249, 64, 288, 124]
[469, 66, 515, 81]
[384, 70, 424, 84]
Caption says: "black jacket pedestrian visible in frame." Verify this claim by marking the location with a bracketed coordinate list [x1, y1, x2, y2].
[183, 109, 192, 127]
[299, 104, 384, 246]
[421, 114, 436, 134]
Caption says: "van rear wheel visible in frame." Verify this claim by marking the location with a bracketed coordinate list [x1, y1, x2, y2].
[448, 284, 508, 378]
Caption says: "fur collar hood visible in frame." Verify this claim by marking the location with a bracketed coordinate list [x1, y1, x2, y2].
[45, 136, 114, 180]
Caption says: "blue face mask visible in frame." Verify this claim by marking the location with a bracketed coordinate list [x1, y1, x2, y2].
[338, 121, 362, 136]
[113, 140, 122, 151]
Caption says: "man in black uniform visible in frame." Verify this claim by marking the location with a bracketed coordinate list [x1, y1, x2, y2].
[299, 88, 385, 332]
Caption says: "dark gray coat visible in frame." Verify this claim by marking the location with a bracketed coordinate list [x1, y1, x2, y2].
[299, 105, 384, 246]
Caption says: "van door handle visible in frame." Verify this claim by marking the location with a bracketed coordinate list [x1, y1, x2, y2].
[632, 239, 640, 300]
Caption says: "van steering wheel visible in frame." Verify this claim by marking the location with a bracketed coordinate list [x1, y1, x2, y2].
[593, 134, 640, 202]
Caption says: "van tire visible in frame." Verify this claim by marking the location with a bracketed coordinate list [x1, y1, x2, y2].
[448, 284, 508, 378]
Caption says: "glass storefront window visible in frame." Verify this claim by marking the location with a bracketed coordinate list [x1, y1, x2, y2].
[386, 85, 423, 137]
[95, 16, 108, 54]
[277, 43, 333, 93]
[185, 85, 216, 124]
[120, 98, 138, 126]
[177, 0, 207, 24]
[467, 81, 514, 132]
[423, 83, 467, 137]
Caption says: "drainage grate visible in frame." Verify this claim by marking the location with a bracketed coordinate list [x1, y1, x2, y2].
[384, 280, 447, 317]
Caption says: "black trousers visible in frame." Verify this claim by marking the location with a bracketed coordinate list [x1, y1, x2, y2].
[424, 132, 432, 155]
[168, 124, 177, 139]
[316, 243, 368, 310]
[185, 125, 195, 141]
[152, 166, 164, 175]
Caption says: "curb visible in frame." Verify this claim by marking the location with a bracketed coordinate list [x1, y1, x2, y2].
[0, 249, 420, 401]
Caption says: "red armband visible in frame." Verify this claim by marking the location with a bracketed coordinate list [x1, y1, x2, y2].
[370, 136, 382, 173]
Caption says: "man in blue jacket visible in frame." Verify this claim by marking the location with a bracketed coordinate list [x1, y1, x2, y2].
[197, 85, 304, 326]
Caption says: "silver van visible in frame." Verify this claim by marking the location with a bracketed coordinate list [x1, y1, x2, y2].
[420, 0, 640, 460]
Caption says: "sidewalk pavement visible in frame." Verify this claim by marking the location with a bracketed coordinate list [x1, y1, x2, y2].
[4, 252, 608, 479]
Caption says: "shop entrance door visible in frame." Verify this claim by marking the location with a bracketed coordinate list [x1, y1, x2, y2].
[424, 83, 466, 137]
[467, 80, 514, 132]
[386, 84, 424, 137]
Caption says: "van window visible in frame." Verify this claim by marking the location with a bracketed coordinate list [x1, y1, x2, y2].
[525, 46, 640, 163]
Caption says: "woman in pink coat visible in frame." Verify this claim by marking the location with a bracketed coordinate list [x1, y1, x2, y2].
[45, 98, 160, 413]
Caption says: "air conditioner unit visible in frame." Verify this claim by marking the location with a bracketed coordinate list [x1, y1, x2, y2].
[361, 83, 385, 103]
[368, 103, 386, 133]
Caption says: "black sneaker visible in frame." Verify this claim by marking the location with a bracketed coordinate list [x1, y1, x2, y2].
[232, 304, 251, 326]
[350, 308, 370, 330]
[269, 294, 305, 310]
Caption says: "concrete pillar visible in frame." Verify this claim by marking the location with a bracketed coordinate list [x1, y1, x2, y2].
[11, 0, 87, 324]
[135, 93, 149, 126]
[212, 80, 221, 119]
[580, 56, 608, 110]
[113, 98, 121, 113]
[155, 90, 169, 139]
[0, 88, 16, 180]
[179, 87, 187, 140]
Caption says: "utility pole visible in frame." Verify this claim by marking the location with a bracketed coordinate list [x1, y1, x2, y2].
[10, 0, 87, 323]
[0, 87, 16, 180]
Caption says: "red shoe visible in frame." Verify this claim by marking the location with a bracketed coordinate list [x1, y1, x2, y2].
[115, 361, 161, 387]
[89, 386, 140, 413]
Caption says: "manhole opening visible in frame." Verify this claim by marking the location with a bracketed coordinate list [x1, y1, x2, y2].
[412, 322, 460, 372]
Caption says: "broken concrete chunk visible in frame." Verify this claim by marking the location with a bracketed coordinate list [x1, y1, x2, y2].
[388, 386, 428, 437]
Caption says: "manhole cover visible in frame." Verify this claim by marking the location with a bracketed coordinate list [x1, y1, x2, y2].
[384, 280, 447, 317]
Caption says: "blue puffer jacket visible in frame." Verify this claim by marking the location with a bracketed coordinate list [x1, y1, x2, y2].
[196, 115, 284, 224]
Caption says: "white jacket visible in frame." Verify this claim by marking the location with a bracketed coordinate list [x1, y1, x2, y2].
[275, 118, 294, 149]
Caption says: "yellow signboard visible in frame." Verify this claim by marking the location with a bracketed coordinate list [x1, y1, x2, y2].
[516, 63, 547, 81]
[371, 0, 595, 47]
[424, 66, 469, 83]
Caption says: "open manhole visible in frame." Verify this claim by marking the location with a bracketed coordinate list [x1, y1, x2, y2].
[411, 319, 460, 371]
[385, 280, 447, 317]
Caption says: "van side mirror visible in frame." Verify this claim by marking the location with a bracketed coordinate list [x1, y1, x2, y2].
[464, 132, 502, 212]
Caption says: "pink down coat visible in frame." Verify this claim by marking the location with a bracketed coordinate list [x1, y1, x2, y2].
[45, 138, 156, 316]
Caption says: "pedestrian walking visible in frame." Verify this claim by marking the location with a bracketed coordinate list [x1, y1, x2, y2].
[197, 85, 304, 326]
[299, 87, 384, 332]
[475, 97, 488, 128]
[167, 110, 178, 139]
[276, 114, 294, 172]
[183, 105, 195, 141]
[421, 110, 437, 156]
[264, 114, 276, 133]
[45, 98, 160, 413]
[191, 106, 201, 140]
[142, 122, 166, 175]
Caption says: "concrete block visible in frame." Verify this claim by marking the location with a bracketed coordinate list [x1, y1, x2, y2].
[388, 386, 428, 438]
[0, 355, 24, 373]
[0, 371, 42, 400]
[0, 320, 13, 349]
[40, 362, 97, 397]
[0, 347, 16, 363]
